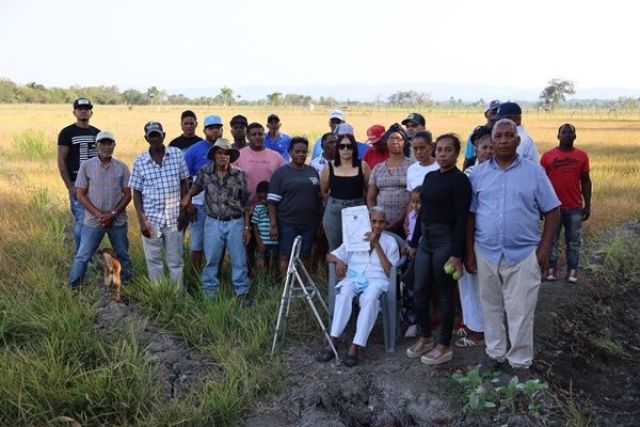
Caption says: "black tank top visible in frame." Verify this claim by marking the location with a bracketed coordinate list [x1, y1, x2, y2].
[328, 162, 364, 200]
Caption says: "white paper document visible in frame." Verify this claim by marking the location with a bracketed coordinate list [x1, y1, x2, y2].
[341, 205, 372, 252]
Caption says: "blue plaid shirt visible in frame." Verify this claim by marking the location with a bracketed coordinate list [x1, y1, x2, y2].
[129, 146, 190, 228]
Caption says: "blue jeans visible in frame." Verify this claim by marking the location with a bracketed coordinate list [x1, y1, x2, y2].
[549, 208, 583, 270]
[202, 217, 249, 298]
[68, 223, 131, 288]
[69, 191, 85, 251]
[277, 221, 317, 257]
[189, 204, 207, 251]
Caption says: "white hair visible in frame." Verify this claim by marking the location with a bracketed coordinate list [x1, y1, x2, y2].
[492, 118, 518, 138]
[368, 206, 386, 218]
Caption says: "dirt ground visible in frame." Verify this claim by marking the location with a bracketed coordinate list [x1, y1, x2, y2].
[241, 223, 640, 426]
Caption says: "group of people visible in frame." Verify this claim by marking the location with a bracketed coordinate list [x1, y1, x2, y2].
[59, 97, 592, 371]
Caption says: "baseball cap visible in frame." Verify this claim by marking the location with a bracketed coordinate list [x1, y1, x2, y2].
[495, 102, 522, 118]
[267, 113, 280, 123]
[470, 125, 492, 143]
[73, 98, 93, 109]
[144, 121, 164, 136]
[96, 131, 115, 142]
[401, 112, 426, 127]
[230, 114, 248, 126]
[335, 123, 354, 136]
[203, 115, 223, 128]
[329, 110, 345, 122]
[484, 99, 501, 113]
[366, 124, 386, 144]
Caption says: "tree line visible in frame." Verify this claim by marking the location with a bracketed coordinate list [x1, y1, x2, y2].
[0, 77, 638, 110]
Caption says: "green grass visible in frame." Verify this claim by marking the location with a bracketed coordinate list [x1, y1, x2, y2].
[0, 186, 313, 426]
[10, 129, 54, 161]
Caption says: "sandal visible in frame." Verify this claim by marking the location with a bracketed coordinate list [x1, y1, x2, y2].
[454, 335, 485, 348]
[406, 337, 434, 359]
[420, 349, 453, 365]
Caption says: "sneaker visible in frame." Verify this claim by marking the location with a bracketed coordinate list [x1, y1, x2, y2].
[568, 269, 578, 283]
[545, 268, 557, 281]
[406, 337, 434, 359]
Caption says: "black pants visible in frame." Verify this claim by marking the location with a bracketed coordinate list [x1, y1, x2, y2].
[413, 223, 457, 346]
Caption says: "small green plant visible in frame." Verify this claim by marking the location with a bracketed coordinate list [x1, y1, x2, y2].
[452, 366, 549, 418]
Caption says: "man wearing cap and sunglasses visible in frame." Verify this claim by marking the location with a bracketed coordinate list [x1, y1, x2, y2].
[57, 97, 100, 251]
[129, 121, 190, 288]
[183, 115, 224, 274]
[401, 112, 426, 159]
[181, 139, 252, 302]
[68, 131, 132, 290]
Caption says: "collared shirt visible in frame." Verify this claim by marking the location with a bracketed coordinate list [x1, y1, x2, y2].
[517, 125, 539, 162]
[264, 132, 292, 161]
[184, 139, 214, 205]
[310, 154, 330, 176]
[192, 164, 249, 218]
[469, 156, 560, 266]
[75, 156, 130, 227]
[129, 146, 190, 228]
[331, 232, 400, 292]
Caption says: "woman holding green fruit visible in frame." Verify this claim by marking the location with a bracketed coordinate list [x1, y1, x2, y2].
[405, 133, 471, 365]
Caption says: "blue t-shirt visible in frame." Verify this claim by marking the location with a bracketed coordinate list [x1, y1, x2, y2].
[264, 132, 292, 161]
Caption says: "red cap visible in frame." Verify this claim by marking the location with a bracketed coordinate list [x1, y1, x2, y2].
[366, 124, 386, 144]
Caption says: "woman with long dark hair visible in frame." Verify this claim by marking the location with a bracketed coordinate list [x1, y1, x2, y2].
[320, 125, 370, 251]
[405, 133, 471, 365]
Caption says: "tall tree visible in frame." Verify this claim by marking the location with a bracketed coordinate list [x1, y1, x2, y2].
[217, 86, 234, 107]
[539, 79, 575, 109]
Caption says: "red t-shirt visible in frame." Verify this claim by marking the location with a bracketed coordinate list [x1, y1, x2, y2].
[363, 148, 389, 170]
[540, 147, 590, 209]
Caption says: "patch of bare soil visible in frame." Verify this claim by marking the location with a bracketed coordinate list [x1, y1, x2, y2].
[535, 221, 640, 425]
[93, 284, 223, 401]
[243, 222, 640, 426]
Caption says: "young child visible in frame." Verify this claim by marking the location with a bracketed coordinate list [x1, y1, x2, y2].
[402, 186, 422, 337]
[404, 186, 422, 242]
[251, 181, 278, 275]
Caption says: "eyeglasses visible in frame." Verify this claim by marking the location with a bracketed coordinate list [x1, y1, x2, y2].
[338, 143, 354, 150]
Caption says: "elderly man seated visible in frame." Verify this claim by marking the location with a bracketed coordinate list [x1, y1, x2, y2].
[318, 206, 400, 367]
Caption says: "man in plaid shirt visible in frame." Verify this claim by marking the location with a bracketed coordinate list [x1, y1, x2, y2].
[129, 121, 190, 288]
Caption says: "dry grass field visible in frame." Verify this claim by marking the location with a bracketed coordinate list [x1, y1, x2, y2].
[1, 104, 638, 234]
[0, 104, 638, 425]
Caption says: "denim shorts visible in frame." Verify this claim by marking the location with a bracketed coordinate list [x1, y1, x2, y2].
[189, 204, 207, 251]
[278, 222, 316, 257]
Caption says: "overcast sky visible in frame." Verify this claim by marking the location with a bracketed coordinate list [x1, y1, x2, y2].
[1, 0, 638, 94]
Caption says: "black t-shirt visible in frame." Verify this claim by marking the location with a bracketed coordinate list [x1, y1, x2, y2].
[57, 124, 100, 183]
[169, 135, 203, 151]
[410, 167, 471, 257]
[268, 164, 322, 227]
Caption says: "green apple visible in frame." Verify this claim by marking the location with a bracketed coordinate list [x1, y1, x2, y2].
[452, 270, 462, 281]
[444, 263, 455, 275]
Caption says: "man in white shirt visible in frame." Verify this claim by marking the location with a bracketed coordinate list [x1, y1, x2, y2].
[318, 207, 400, 367]
[494, 102, 538, 162]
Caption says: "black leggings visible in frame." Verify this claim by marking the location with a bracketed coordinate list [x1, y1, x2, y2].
[413, 223, 457, 347]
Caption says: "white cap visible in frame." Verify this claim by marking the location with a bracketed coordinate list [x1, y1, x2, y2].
[329, 110, 345, 122]
[96, 131, 115, 142]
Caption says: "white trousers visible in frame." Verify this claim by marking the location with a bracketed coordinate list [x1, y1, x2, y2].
[476, 246, 540, 368]
[458, 269, 484, 333]
[330, 281, 385, 347]
[141, 224, 184, 289]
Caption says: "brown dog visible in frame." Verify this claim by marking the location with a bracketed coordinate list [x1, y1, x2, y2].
[97, 248, 122, 302]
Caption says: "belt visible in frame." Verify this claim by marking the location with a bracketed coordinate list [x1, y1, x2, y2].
[209, 213, 242, 222]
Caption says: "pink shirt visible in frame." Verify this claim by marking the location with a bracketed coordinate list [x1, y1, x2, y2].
[236, 146, 286, 206]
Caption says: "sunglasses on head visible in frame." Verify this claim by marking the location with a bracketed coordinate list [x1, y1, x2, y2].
[338, 143, 354, 150]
